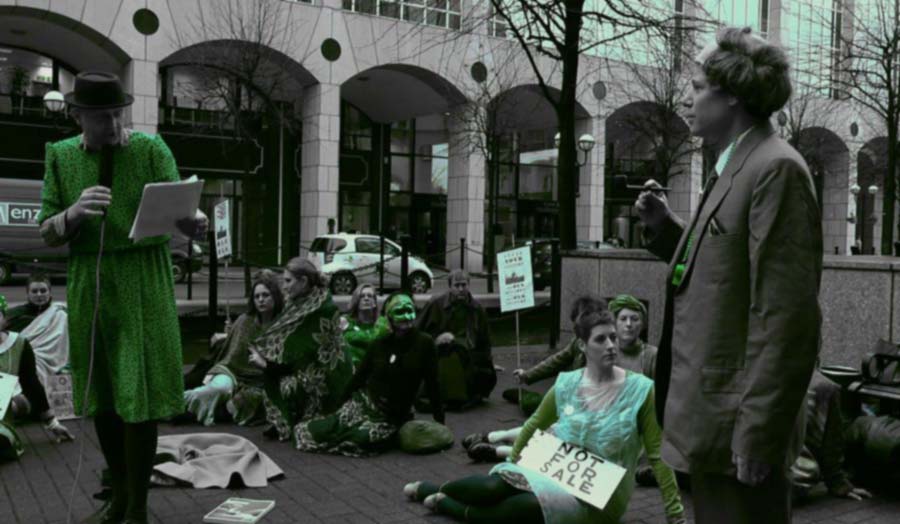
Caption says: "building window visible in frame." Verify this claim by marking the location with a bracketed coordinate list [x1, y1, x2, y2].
[0, 46, 76, 119]
[782, 0, 844, 97]
[344, 0, 461, 30]
[389, 114, 448, 194]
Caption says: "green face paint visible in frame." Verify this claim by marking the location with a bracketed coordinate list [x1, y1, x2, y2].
[386, 295, 416, 324]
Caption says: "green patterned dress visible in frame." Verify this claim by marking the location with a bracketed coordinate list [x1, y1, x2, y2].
[249, 287, 354, 441]
[38, 132, 185, 422]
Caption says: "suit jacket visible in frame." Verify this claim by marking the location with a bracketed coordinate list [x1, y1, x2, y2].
[646, 122, 822, 475]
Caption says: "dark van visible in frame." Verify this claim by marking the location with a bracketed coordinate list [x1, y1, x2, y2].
[0, 178, 201, 285]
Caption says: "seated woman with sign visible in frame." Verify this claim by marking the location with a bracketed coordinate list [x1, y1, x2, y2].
[1, 294, 74, 462]
[403, 310, 685, 524]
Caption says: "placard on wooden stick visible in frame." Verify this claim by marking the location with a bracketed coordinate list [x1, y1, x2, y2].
[497, 246, 534, 313]
[497, 246, 535, 408]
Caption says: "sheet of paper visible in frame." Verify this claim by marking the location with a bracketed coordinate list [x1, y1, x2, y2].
[0, 371, 20, 421]
[129, 175, 204, 242]
[518, 429, 627, 510]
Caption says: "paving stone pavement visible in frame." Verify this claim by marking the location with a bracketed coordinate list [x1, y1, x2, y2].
[2, 345, 899, 523]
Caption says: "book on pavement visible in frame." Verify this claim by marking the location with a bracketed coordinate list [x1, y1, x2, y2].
[203, 498, 275, 524]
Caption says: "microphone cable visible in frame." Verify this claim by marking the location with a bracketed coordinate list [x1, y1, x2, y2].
[66, 144, 113, 524]
[64, 216, 106, 524]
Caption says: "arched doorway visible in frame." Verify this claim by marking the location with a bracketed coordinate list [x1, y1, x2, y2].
[856, 138, 888, 255]
[605, 101, 692, 247]
[0, 7, 129, 180]
[159, 40, 318, 266]
[340, 64, 466, 266]
[796, 127, 850, 254]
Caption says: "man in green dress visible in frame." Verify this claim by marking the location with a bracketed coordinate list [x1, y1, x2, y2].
[38, 72, 207, 524]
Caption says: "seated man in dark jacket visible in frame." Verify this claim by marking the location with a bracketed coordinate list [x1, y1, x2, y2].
[416, 270, 495, 409]
[792, 370, 872, 501]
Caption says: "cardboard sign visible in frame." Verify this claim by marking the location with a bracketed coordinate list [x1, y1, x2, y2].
[214, 199, 233, 259]
[497, 246, 534, 313]
[518, 430, 627, 510]
[46, 373, 77, 421]
[0, 372, 19, 420]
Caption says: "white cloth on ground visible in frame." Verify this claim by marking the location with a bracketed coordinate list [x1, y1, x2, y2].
[153, 433, 283, 488]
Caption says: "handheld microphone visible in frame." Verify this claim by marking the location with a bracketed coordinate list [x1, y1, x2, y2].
[613, 175, 671, 193]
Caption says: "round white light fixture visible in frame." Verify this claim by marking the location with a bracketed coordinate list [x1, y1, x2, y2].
[578, 134, 596, 152]
[850, 183, 861, 195]
[43, 90, 65, 113]
[868, 184, 879, 195]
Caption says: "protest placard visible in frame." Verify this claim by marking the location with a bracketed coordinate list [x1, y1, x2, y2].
[518, 430, 627, 510]
[214, 199, 233, 259]
[496, 246, 534, 313]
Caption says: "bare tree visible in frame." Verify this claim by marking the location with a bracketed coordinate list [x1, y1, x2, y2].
[604, 23, 699, 192]
[170, 0, 311, 282]
[835, 0, 900, 254]
[173, 0, 307, 138]
[482, 0, 678, 249]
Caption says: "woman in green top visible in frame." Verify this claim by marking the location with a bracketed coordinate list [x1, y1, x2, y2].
[37, 72, 207, 524]
[183, 270, 284, 426]
[0, 295, 74, 462]
[342, 284, 389, 366]
[248, 258, 353, 441]
[404, 310, 685, 524]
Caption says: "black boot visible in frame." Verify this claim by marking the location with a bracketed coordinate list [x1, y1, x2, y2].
[92, 414, 127, 523]
[123, 421, 158, 524]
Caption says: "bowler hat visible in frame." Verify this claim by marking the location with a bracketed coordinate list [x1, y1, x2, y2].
[64, 71, 134, 109]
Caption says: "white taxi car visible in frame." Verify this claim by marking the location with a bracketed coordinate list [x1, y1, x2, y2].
[307, 233, 434, 295]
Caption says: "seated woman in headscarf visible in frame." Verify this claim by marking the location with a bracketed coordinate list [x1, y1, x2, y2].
[342, 283, 389, 366]
[294, 292, 444, 456]
[247, 258, 353, 440]
[183, 270, 284, 426]
[404, 310, 685, 524]
[608, 294, 657, 379]
[1, 294, 74, 462]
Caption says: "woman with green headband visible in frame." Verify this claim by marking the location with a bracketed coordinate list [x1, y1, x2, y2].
[608, 294, 657, 380]
[294, 292, 444, 456]
[0, 294, 74, 462]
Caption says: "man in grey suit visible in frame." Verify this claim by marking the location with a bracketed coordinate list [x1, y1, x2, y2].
[636, 27, 822, 523]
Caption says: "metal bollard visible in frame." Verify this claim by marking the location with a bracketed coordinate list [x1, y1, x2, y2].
[400, 235, 410, 292]
[460, 237, 466, 270]
[550, 239, 561, 350]
[208, 229, 219, 337]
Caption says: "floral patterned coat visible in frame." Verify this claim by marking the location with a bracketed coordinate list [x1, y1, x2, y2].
[249, 287, 353, 440]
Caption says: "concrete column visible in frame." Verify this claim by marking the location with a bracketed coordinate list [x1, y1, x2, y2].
[576, 117, 604, 242]
[123, 59, 159, 134]
[446, 104, 486, 272]
[299, 82, 341, 256]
